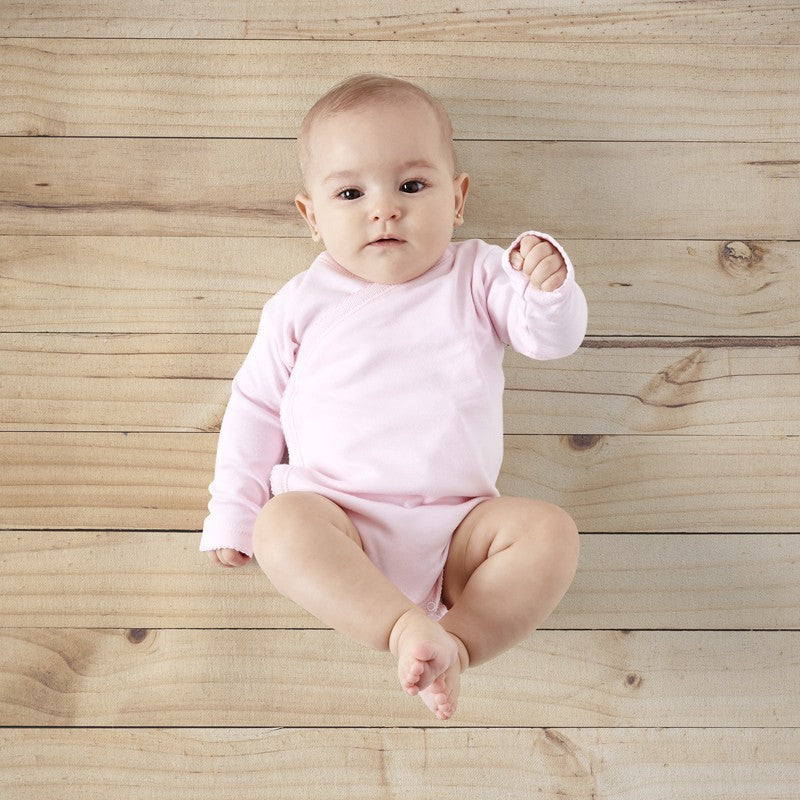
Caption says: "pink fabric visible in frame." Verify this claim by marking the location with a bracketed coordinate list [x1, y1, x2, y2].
[200, 232, 588, 614]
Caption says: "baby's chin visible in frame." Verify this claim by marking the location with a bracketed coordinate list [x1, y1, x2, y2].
[366, 263, 438, 285]
[347, 250, 451, 285]
[331, 257, 440, 285]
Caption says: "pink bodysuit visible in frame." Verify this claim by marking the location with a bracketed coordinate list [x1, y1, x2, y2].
[200, 231, 588, 618]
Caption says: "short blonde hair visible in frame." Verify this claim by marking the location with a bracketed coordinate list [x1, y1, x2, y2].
[298, 73, 455, 178]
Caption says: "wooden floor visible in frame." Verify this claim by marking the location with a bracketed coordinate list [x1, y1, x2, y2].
[1, 2, 799, 797]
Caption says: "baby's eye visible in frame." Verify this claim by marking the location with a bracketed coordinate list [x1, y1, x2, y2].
[338, 188, 362, 200]
[400, 180, 426, 194]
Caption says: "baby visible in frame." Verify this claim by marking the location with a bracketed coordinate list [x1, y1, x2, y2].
[201, 74, 588, 721]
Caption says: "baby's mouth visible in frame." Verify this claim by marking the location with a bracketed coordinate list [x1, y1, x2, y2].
[368, 234, 406, 246]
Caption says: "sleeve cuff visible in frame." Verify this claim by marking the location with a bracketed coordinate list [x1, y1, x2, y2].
[199, 520, 255, 557]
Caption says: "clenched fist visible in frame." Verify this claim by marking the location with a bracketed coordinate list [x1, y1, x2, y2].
[509, 235, 568, 292]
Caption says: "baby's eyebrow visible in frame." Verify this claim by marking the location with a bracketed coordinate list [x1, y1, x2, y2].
[322, 169, 358, 185]
[322, 159, 438, 185]
[398, 158, 438, 173]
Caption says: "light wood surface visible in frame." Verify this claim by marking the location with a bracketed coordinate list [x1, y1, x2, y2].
[0, 728, 796, 800]
[1, 530, 797, 630]
[1, 3, 798, 796]
[2, 1, 798, 43]
[4, 39, 799, 140]
[1, 432, 798, 531]
[2, 334, 799, 434]
[2, 237, 797, 336]
[4, 138, 799, 239]
[0, 627, 796, 726]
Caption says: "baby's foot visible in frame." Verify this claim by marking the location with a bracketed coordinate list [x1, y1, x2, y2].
[419, 634, 469, 721]
[388, 608, 459, 698]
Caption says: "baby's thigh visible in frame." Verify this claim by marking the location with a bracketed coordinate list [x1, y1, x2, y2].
[253, 491, 364, 555]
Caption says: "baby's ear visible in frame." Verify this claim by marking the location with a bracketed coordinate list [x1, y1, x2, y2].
[295, 193, 320, 241]
[453, 172, 470, 227]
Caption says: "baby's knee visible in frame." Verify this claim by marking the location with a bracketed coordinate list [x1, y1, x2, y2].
[535, 503, 580, 582]
[505, 500, 580, 572]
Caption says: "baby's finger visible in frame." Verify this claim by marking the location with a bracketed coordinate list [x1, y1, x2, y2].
[518, 235, 543, 260]
[224, 550, 251, 567]
[210, 548, 251, 567]
[523, 240, 556, 272]
[540, 265, 568, 292]
[509, 248, 524, 270]
[531, 254, 568, 291]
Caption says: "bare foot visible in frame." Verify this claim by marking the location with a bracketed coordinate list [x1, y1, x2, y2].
[388, 608, 460, 699]
[419, 634, 469, 720]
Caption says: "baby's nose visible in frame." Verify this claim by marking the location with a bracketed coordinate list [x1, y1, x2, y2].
[370, 194, 401, 221]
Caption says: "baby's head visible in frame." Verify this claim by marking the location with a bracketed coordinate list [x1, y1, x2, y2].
[298, 74, 456, 179]
[295, 74, 470, 285]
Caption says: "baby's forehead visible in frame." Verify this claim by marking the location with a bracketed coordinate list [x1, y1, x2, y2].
[312, 93, 441, 135]
[301, 95, 454, 175]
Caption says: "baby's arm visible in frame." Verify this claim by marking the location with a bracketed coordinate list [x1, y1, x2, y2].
[481, 231, 587, 360]
[200, 294, 294, 566]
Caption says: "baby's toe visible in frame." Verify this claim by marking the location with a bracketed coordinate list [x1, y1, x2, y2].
[435, 701, 454, 720]
[400, 660, 424, 693]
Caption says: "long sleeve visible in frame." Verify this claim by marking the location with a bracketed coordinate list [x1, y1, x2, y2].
[481, 230, 588, 360]
[199, 292, 296, 556]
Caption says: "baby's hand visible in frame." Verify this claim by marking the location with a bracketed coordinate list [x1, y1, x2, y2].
[207, 548, 251, 568]
[509, 235, 568, 292]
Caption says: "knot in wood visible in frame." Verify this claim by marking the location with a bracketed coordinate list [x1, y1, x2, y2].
[625, 673, 643, 689]
[568, 434, 602, 451]
[125, 628, 149, 644]
[719, 241, 764, 277]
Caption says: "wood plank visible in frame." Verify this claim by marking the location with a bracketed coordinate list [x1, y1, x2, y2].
[0, 333, 241, 433]
[506, 340, 800, 435]
[0, 727, 797, 800]
[0, 236, 303, 334]
[2, 237, 797, 336]
[502, 434, 800, 533]
[0, 432, 213, 531]
[4, 39, 798, 140]
[0, 628, 796, 726]
[1, 433, 798, 532]
[2, 334, 799, 434]
[2, 1, 798, 43]
[577, 239, 800, 338]
[3, 139, 799, 239]
[1, 334, 799, 433]
[1, 530, 797, 630]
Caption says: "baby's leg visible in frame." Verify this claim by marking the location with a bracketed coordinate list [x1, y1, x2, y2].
[252, 492, 461, 710]
[440, 497, 580, 669]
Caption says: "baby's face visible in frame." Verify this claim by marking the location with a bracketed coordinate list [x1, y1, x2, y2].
[295, 98, 469, 284]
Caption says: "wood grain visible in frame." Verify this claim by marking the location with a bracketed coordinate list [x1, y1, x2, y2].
[4, 39, 798, 140]
[1, 3, 797, 792]
[2, 1, 798, 43]
[2, 334, 799, 434]
[0, 727, 797, 800]
[1, 530, 797, 630]
[0, 432, 213, 531]
[2, 237, 797, 336]
[4, 139, 799, 239]
[501, 434, 800, 533]
[505, 341, 800, 435]
[1, 433, 797, 532]
[0, 627, 796, 726]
